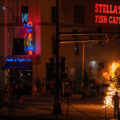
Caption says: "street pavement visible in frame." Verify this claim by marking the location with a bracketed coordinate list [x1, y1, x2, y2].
[0, 95, 116, 120]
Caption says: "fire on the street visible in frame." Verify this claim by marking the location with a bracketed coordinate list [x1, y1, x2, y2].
[103, 62, 120, 108]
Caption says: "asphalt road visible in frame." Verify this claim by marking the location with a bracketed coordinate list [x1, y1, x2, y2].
[0, 95, 115, 120]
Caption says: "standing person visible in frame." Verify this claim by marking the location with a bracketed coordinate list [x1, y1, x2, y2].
[35, 78, 41, 96]
[50, 80, 55, 94]
[32, 84, 37, 98]
[41, 80, 46, 96]
[112, 91, 120, 118]
[0, 82, 3, 108]
[3, 85, 9, 108]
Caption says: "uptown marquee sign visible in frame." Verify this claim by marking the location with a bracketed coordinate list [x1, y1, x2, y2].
[95, 3, 120, 24]
[5, 57, 32, 62]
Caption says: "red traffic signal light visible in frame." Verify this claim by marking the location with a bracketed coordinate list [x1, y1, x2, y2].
[7, 69, 10, 72]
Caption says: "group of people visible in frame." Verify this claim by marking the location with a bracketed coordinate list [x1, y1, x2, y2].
[0, 81, 31, 108]
[32, 79, 46, 97]
[81, 86, 104, 98]
[1, 80, 120, 119]
[0, 82, 11, 109]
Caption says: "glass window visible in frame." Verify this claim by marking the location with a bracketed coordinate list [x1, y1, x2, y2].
[74, 5, 85, 24]
[14, 38, 25, 55]
[51, 7, 56, 23]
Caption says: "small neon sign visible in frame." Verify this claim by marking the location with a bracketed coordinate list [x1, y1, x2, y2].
[6, 57, 32, 62]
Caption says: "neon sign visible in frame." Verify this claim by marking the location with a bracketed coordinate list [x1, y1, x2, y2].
[24, 22, 35, 55]
[6, 57, 32, 62]
[95, 3, 120, 24]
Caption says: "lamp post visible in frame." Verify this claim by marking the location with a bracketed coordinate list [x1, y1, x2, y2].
[2, 6, 15, 55]
[82, 42, 85, 85]
[2, 6, 15, 119]
[81, 41, 99, 88]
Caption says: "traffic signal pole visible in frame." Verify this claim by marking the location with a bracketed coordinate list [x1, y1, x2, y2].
[53, 0, 61, 115]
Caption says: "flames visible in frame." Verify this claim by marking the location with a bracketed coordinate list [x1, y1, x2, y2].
[103, 62, 120, 108]
[110, 62, 120, 78]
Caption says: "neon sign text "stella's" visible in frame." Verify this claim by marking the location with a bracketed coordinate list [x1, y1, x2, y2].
[95, 3, 120, 24]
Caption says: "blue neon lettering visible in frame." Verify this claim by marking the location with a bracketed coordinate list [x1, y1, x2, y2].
[6, 57, 32, 62]
[22, 13, 28, 23]
[27, 28, 32, 32]
[24, 46, 28, 51]
[28, 45, 35, 51]
[24, 24, 33, 28]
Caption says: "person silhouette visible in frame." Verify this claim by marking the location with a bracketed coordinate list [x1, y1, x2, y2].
[112, 91, 120, 118]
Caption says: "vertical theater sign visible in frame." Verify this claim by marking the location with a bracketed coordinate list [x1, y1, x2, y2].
[21, 6, 35, 55]
[24, 22, 35, 55]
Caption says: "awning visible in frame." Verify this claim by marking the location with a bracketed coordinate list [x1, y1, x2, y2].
[1, 62, 32, 70]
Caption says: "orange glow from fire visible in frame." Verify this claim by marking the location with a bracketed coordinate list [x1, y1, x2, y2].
[110, 62, 120, 78]
[103, 62, 120, 108]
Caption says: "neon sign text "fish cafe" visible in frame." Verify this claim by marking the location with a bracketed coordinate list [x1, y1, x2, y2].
[95, 3, 120, 24]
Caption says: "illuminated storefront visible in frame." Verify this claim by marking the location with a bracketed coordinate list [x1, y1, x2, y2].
[2, 57, 33, 94]
[1, 2, 41, 90]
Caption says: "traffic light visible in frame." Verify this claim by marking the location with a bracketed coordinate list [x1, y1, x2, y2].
[49, 57, 55, 72]
[46, 57, 56, 81]
[7, 69, 10, 72]
[74, 43, 79, 55]
[60, 56, 65, 72]
[60, 72, 67, 79]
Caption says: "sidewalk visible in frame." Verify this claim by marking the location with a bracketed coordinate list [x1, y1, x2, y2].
[0, 96, 67, 120]
[0, 107, 66, 120]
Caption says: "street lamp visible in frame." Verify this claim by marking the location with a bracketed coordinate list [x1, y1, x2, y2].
[2, 6, 15, 55]
[2, 6, 15, 118]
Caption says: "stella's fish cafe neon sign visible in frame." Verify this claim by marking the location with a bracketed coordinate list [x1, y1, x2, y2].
[95, 3, 120, 24]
